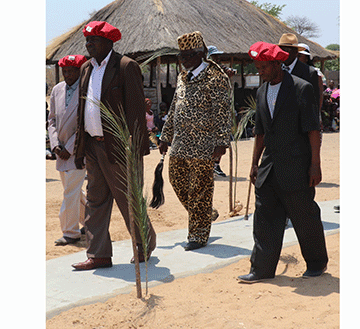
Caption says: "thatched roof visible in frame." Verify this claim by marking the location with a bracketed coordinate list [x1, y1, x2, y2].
[46, 0, 336, 64]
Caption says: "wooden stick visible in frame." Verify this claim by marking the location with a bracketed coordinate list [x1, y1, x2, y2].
[127, 145, 142, 299]
[244, 179, 252, 220]
[229, 143, 233, 212]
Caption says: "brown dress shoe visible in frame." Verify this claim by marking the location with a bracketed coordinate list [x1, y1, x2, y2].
[130, 248, 152, 264]
[72, 258, 112, 271]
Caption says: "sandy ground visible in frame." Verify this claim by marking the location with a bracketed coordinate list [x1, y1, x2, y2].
[46, 132, 339, 328]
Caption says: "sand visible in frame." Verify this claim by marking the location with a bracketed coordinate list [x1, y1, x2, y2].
[46, 132, 339, 328]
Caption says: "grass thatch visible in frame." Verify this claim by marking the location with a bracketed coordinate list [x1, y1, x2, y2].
[46, 0, 336, 63]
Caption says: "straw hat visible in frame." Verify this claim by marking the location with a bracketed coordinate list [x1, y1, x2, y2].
[278, 33, 305, 51]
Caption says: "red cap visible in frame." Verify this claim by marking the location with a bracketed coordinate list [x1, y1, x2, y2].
[83, 21, 121, 43]
[248, 42, 289, 61]
[58, 55, 87, 68]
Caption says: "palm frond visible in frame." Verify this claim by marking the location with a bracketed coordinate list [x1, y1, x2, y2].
[234, 95, 256, 141]
[85, 97, 151, 297]
[138, 48, 179, 69]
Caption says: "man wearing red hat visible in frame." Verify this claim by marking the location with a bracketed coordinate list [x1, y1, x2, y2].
[73, 21, 156, 270]
[237, 42, 328, 283]
[48, 54, 87, 246]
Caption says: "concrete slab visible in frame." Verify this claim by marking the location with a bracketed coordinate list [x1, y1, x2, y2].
[46, 199, 339, 319]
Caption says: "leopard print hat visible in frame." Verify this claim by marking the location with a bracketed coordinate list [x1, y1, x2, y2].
[177, 31, 206, 51]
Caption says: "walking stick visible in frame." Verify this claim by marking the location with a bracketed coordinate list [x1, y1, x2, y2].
[244, 179, 252, 220]
[229, 143, 233, 212]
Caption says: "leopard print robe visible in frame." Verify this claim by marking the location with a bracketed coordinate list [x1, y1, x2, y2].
[160, 61, 231, 245]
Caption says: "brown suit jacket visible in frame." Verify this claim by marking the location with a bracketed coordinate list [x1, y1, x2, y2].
[74, 51, 149, 168]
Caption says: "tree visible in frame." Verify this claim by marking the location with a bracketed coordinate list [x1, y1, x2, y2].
[326, 44, 340, 51]
[324, 44, 339, 71]
[286, 15, 321, 38]
[249, 1, 286, 19]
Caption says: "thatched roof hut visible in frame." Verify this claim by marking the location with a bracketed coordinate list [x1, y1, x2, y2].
[46, 0, 336, 65]
[46, 0, 337, 109]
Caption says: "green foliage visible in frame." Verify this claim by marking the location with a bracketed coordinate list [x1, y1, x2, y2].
[326, 44, 340, 51]
[234, 95, 256, 141]
[249, 1, 286, 19]
[91, 98, 151, 296]
[323, 44, 340, 71]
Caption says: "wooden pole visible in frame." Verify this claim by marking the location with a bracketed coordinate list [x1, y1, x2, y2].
[156, 57, 162, 110]
[55, 64, 60, 84]
[166, 59, 170, 87]
[127, 146, 142, 299]
[244, 179, 252, 220]
[149, 62, 154, 88]
[229, 143, 233, 212]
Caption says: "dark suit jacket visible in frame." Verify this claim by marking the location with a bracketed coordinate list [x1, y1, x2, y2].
[74, 51, 149, 168]
[291, 59, 320, 109]
[254, 71, 319, 191]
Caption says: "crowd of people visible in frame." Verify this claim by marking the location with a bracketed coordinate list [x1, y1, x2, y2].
[46, 21, 330, 282]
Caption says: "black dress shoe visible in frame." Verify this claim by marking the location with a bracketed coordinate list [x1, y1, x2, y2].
[184, 241, 206, 251]
[237, 272, 274, 284]
[55, 236, 80, 246]
[302, 266, 327, 278]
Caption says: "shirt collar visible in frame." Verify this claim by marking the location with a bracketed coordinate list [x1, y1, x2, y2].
[287, 57, 298, 73]
[90, 49, 113, 69]
[66, 78, 80, 90]
[188, 61, 208, 79]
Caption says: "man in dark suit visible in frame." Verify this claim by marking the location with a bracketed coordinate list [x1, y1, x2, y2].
[72, 21, 156, 271]
[238, 42, 328, 283]
[278, 33, 321, 111]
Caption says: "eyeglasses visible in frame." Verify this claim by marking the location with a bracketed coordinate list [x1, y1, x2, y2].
[177, 51, 201, 61]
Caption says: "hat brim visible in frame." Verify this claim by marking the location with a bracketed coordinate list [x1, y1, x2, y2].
[298, 50, 313, 60]
[278, 43, 306, 51]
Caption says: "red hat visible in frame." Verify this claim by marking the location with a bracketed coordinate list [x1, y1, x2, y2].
[248, 42, 289, 61]
[58, 55, 87, 68]
[83, 21, 121, 43]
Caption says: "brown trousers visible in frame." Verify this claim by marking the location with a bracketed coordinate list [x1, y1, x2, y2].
[169, 156, 214, 245]
[84, 137, 156, 258]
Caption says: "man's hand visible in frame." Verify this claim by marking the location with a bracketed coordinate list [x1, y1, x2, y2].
[54, 145, 71, 160]
[212, 146, 226, 159]
[59, 148, 71, 160]
[309, 163, 322, 187]
[250, 165, 259, 185]
[159, 141, 168, 155]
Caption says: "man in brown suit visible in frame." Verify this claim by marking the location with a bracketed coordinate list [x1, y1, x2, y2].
[72, 21, 156, 271]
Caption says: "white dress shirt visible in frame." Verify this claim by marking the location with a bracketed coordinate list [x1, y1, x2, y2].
[267, 81, 282, 118]
[84, 50, 113, 137]
[187, 61, 209, 80]
[282, 57, 297, 74]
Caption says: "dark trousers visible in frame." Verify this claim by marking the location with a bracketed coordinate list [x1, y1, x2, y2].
[250, 168, 328, 278]
[84, 137, 156, 258]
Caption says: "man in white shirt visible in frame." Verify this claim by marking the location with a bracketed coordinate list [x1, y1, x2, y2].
[73, 21, 156, 271]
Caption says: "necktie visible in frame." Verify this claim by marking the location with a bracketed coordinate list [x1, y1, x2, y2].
[187, 72, 193, 82]
[282, 63, 290, 72]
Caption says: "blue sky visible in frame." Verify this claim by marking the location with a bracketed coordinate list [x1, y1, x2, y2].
[46, 0, 340, 48]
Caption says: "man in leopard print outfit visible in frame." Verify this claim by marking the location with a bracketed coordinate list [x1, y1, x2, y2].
[159, 31, 232, 251]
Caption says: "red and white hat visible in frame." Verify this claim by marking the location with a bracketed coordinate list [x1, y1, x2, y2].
[248, 42, 289, 61]
[58, 55, 87, 68]
[83, 21, 121, 43]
